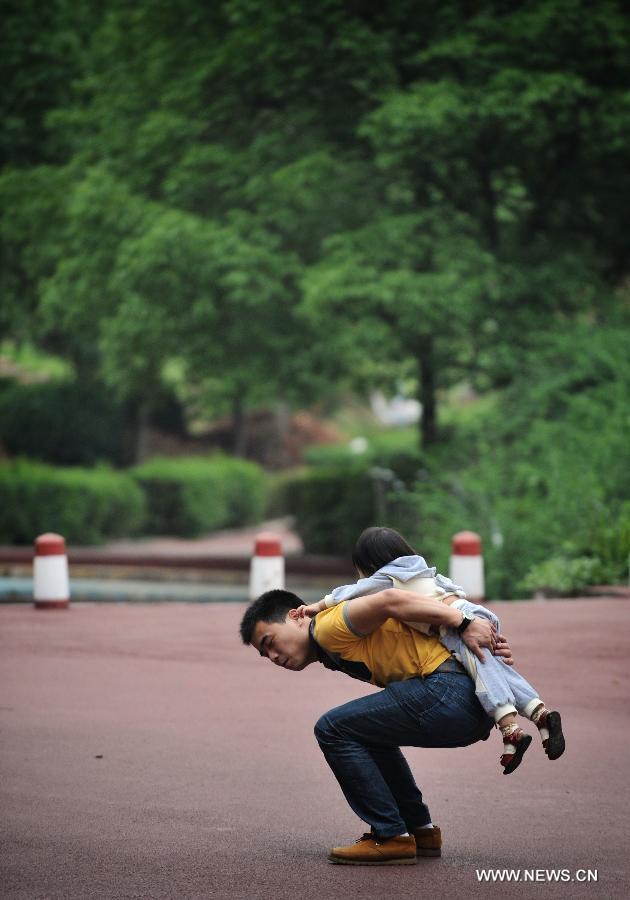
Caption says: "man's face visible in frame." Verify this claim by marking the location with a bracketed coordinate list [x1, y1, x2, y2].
[252, 610, 314, 671]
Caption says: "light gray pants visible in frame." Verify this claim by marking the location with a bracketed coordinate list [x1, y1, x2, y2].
[439, 600, 542, 722]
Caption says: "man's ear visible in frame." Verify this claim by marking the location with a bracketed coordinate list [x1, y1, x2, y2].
[287, 608, 299, 620]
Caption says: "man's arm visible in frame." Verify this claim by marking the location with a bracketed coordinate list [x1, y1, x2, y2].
[343, 588, 496, 661]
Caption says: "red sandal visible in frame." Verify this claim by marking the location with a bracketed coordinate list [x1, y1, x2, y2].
[500, 727, 533, 774]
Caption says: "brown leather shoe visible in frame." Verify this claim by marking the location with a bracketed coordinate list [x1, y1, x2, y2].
[413, 825, 442, 857]
[329, 834, 417, 865]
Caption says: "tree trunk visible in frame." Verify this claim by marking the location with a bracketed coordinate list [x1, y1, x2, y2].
[232, 389, 247, 457]
[478, 159, 498, 249]
[123, 398, 150, 465]
[274, 400, 291, 468]
[418, 336, 437, 447]
[134, 400, 150, 463]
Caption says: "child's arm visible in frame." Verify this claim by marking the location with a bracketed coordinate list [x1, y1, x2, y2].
[295, 598, 328, 618]
[296, 573, 396, 621]
[327, 571, 393, 603]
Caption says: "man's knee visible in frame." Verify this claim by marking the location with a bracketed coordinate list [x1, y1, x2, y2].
[314, 711, 338, 746]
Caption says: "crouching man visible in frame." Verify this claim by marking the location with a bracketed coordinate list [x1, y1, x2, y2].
[240, 586, 511, 865]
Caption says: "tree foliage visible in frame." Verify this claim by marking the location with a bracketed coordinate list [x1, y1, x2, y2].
[1, 0, 629, 457]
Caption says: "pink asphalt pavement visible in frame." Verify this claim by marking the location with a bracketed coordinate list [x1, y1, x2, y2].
[1, 597, 628, 899]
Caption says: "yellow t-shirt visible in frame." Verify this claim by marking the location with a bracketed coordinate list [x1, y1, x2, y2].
[313, 601, 450, 688]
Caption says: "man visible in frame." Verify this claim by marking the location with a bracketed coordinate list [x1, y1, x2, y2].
[240, 585, 510, 865]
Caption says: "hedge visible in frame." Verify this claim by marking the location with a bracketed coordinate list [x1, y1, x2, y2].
[0, 379, 189, 467]
[273, 448, 425, 556]
[274, 463, 395, 555]
[304, 443, 425, 485]
[0, 380, 130, 466]
[0, 460, 146, 545]
[131, 455, 268, 536]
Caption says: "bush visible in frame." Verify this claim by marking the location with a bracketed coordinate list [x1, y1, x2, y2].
[303, 444, 359, 467]
[395, 322, 630, 599]
[520, 556, 602, 596]
[279, 324, 630, 596]
[131, 456, 268, 536]
[0, 460, 146, 545]
[304, 440, 425, 485]
[274, 461, 424, 555]
[276, 436, 428, 557]
[587, 501, 630, 585]
[275, 464, 375, 554]
[0, 380, 130, 466]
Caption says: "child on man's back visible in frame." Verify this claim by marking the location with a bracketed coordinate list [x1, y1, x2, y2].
[298, 526, 565, 775]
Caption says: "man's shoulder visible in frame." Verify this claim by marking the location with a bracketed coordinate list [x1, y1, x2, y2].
[309, 607, 373, 683]
[312, 602, 353, 646]
[315, 602, 405, 640]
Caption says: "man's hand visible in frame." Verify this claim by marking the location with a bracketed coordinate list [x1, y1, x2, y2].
[493, 633, 514, 666]
[461, 617, 497, 662]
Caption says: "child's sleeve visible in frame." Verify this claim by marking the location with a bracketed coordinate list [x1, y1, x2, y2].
[435, 572, 466, 597]
[465, 603, 501, 630]
[328, 572, 393, 604]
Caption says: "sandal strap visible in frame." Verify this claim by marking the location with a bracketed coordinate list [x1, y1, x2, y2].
[501, 726, 525, 745]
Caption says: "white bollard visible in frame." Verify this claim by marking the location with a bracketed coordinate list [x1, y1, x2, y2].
[249, 532, 284, 601]
[33, 533, 70, 609]
[449, 531, 484, 601]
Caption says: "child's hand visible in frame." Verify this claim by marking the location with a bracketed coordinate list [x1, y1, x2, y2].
[296, 603, 321, 618]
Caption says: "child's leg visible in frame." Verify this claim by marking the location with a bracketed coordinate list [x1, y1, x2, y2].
[497, 712, 533, 775]
[442, 636, 533, 774]
[447, 603, 564, 760]
[523, 703, 566, 761]
[501, 669, 566, 761]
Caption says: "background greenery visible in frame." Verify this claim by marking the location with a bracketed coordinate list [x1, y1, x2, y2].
[0, 460, 146, 545]
[132, 456, 268, 536]
[1, 0, 629, 596]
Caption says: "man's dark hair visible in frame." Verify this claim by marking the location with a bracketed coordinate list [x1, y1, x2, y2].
[239, 589, 303, 645]
[351, 526, 416, 577]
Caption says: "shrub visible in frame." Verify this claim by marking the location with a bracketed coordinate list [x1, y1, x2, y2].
[520, 556, 602, 596]
[269, 322, 630, 596]
[274, 461, 423, 556]
[276, 438, 432, 558]
[131, 455, 268, 536]
[304, 441, 425, 485]
[585, 501, 630, 585]
[275, 464, 375, 555]
[303, 444, 358, 467]
[0, 380, 130, 466]
[0, 460, 146, 545]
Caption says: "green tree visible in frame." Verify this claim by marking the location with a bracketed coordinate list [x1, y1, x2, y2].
[3, 0, 629, 458]
[105, 207, 304, 456]
[302, 209, 495, 445]
[299, 0, 629, 445]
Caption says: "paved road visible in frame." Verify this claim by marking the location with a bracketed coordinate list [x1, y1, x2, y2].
[1, 598, 628, 899]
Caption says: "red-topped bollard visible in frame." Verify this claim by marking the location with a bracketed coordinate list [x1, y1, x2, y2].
[449, 531, 484, 601]
[249, 533, 284, 601]
[33, 533, 70, 609]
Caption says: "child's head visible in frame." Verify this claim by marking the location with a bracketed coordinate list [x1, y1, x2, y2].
[351, 526, 416, 577]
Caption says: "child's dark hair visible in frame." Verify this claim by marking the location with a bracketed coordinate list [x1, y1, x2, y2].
[351, 526, 416, 577]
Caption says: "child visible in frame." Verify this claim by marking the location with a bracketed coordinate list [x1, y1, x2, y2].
[298, 526, 565, 775]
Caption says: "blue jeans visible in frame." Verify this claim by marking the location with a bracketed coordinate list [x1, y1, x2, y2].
[314, 671, 493, 839]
